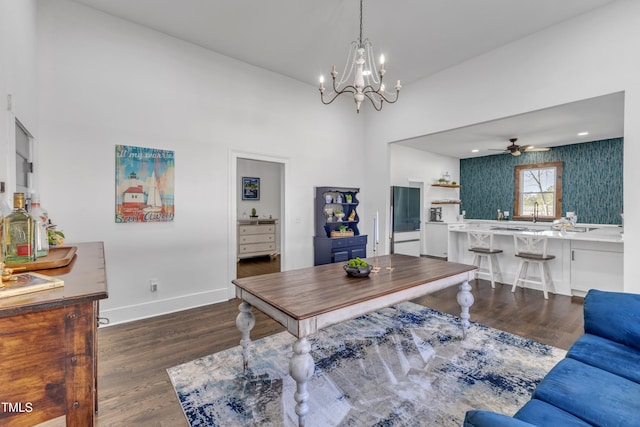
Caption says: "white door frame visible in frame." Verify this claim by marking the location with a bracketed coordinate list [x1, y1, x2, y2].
[228, 149, 289, 299]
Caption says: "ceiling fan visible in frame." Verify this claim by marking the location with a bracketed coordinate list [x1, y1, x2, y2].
[495, 138, 550, 156]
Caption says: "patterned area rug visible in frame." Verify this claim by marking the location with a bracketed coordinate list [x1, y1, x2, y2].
[167, 302, 565, 426]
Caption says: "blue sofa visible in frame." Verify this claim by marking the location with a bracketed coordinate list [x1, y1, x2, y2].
[464, 289, 640, 427]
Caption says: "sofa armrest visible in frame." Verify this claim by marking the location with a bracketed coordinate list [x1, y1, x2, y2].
[464, 410, 537, 427]
[584, 289, 640, 350]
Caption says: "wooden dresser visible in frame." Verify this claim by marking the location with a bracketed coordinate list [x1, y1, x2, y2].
[0, 242, 108, 426]
[237, 219, 278, 260]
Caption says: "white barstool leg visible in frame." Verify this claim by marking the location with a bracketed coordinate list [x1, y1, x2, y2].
[512, 259, 525, 292]
[540, 262, 551, 299]
[492, 254, 503, 284]
[472, 254, 480, 280]
[487, 254, 496, 288]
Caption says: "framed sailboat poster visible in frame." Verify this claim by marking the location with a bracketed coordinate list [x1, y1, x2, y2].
[115, 145, 175, 223]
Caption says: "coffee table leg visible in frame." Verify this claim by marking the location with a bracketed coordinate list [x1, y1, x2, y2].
[289, 337, 314, 427]
[456, 280, 474, 339]
[236, 301, 255, 371]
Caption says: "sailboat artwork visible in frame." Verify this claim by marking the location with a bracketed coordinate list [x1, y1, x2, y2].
[144, 170, 163, 214]
[115, 145, 175, 223]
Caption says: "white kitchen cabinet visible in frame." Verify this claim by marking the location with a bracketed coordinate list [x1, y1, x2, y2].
[424, 222, 449, 258]
[570, 241, 623, 294]
[238, 219, 278, 260]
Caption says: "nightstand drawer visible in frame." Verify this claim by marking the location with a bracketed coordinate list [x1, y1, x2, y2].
[239, 234, 274, 244]
[239, 242, 276, 254]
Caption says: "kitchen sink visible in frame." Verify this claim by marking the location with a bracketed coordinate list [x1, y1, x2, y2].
[490, 226, 531, 231]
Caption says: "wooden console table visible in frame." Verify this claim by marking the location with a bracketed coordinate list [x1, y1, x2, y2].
[0, 242, 108, 427]
[233, 254, 476, 427]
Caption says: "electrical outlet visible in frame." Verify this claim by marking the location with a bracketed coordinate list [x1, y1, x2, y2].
[150, 279, 159, 292]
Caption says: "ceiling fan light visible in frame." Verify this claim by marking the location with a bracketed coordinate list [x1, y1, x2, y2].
[511, 150, 521, 156]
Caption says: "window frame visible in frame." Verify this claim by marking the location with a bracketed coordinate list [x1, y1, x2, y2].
[513, 161, 563, 221]
[15, 119, 34, 195]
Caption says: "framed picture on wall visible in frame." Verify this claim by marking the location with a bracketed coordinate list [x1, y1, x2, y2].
[242, 177, 260, 200]
[115, 145, 175, 223]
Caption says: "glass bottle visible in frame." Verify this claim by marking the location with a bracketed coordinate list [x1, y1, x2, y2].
[0, 188, 12, 261]
[3, 192, 35, 263]
[30, 193, 49, 258]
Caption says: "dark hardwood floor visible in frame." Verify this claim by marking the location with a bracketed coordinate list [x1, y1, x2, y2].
[96, 257, 584, 426]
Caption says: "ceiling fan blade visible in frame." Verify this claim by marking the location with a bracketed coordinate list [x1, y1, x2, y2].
[523, 146, 551, 152]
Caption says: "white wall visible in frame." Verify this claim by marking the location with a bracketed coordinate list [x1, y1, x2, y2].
[0, 0, 37, 200]
[366, 0, 639, 294]
[35, 0, 365, 324]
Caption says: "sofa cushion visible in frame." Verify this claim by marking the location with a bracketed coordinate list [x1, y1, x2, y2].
[464, 410, 536, 427]
[584, 289, 640, 351]
[567, 333, 640, 384]
[532, 358, 640, 427]
[514, 399, 591, 426]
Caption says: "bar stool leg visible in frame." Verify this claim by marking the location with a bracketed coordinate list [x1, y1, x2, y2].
[540, 262, 551, 299]
[492, 254, 503, 284]
[472, 254, 480, 280]
[512, 259, 525, 292]
[487, 254, 496, 288]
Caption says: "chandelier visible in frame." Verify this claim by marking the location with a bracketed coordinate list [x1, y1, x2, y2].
[319, 0, 401, 113]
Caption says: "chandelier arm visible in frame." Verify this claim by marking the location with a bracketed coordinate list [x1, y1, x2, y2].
[363, 92, 383, 111]
[319, 84, 358, 105]
[319, 91, 345, 105]
[332, 76, 357, 94]
[377, 90, 400, 104]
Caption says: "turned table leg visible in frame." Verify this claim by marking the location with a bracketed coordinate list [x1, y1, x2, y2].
[236, 301, 256, 371]
[456, 280, 474, 339]
[289, 337, 314, 427]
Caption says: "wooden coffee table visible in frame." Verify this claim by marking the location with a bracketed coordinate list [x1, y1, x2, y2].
[232, 254, 476, 426]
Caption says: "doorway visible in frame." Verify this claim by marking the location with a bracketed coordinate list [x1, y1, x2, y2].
[229, 154, 286, 293]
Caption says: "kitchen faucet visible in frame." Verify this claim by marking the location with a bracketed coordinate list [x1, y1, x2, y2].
[533, 202, 539, 223]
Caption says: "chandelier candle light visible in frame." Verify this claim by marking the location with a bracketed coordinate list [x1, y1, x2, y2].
[319, 0, 401, 113]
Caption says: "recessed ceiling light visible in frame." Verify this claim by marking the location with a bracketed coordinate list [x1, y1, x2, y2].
[577, 131, 589, 136]
[471, 149, 479, 153]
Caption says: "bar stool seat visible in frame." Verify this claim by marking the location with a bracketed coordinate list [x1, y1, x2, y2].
[468, 232, 503, 288]
[512, 235, 555, 299]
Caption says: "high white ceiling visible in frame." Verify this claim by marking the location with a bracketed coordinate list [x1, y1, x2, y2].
[69, 0, 623, 158]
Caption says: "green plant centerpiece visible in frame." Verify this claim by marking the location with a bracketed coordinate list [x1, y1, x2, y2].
[344, 257, 372, 278]
[345, 194, 353, 203]
[250, 208, 257, 218]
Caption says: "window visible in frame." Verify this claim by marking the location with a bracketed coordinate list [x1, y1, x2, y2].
[15, 119, 33, 194]
[514, 162, 562, 220]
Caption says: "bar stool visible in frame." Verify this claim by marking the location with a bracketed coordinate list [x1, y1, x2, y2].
[512, 235, 555, 299]
[467, 232, 503, 288]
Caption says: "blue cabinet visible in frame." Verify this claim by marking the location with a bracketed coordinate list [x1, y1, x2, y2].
[313, 186, 367, 266]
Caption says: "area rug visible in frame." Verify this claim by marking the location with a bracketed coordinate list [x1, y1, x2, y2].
[167, 302, 566, 426]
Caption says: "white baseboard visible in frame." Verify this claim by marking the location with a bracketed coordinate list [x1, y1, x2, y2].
[100, 289, 229, 326]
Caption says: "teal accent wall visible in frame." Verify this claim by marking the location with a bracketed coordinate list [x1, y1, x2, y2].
[459, 138, 623, 224]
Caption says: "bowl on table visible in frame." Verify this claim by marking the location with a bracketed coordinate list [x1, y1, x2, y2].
[343, 264, 372, 278]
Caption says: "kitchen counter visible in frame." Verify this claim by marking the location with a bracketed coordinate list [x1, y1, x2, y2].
[447, 221, 623, 296]
[449, 220, 623, 244]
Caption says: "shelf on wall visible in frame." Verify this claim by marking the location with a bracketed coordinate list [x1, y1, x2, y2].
[432, 201, 462, 205]
[432, 183, 461, 188]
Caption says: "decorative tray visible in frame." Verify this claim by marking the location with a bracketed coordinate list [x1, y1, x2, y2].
[5, 246, 77, 272]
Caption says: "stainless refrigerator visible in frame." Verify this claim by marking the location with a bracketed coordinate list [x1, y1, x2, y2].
[390, 186, 421, 256]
